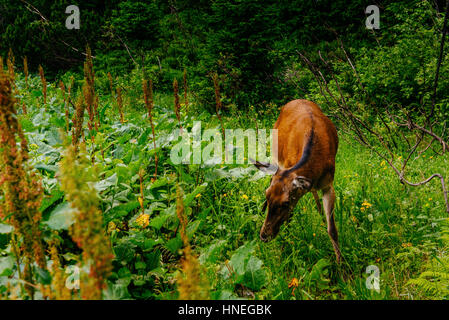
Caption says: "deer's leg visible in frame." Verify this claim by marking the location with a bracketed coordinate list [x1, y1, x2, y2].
[312, 190, 323, 215]
[322, 184, 341, 264]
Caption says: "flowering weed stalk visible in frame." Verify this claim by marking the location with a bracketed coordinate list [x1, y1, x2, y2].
[23, 56, 28, 89]
[59, 81, 70, 133]
[143, 78, 158, 177]
[71, 93, 85, 149]
[183, 69, 188, 112]
[83, 47, 96, 139]
[0, 71, 47, 299]
[212, 73, 225, 139]
[7, 49, 15, 87]
[59, 142, 113, 300]
[116, 86, 125, 124]
[173, 78, 182, 129]
[38, 65, 47, 106]
[176, 186, 209, 300]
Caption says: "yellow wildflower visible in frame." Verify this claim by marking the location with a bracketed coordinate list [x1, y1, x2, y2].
[242, 194, 249, 200]
[288, 277, 299, 296]
[136, 213, 150, 228]
[362, 201, 372, 208]
[195, 193, 202, 198]
[288, 278, 299, 288]
[107, 221, 117, 233]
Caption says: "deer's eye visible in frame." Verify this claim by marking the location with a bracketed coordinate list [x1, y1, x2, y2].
[281, 202, 289, 208]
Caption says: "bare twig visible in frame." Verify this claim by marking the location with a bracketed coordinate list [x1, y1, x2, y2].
[430, 0, 449, 119]
[19, 0, 95, 59]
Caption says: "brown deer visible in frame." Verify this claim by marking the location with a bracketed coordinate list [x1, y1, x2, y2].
[253, 99, 341, 263]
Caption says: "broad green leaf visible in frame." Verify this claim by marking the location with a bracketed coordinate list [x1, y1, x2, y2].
[118, 267, 132, 279]
[149, 205, 175, 230]
[95, 173, 118, 192]
[242, 256, 267, 290]
[106, 201, 140, 222]
[104, 280, 131, 300]
[199, 240, 226, 264]
[114, 241, 136, 263]
[219, 240, 267, 291]
[36, 267, 52, 285]
[308, 258, 331, 286]
[0, 256, 14, 277]
[40, 189, 64, 214]
[228, 240, 256, 276]
[165, 236, 183, 254]
[35, 163, 58, 174]
[44, 202, 76, 230]
[31, 90, 43, 97]
[150, 178, 171, 190]
[184, 183, 208, 207]
[212, 290, 240, 300]
[144, 250, 161, 271]
[187, 219, 201, 239]
[0, 223, 13, 234]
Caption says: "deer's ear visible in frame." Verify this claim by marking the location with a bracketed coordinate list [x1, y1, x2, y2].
[251, 159, 278, 175]
[292, 176, 312, 191]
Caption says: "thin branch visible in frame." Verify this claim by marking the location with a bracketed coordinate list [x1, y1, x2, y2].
[19, 0, 94, 59]
[430, 0, 449, 118]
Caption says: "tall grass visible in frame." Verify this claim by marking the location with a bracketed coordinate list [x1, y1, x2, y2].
[2, 65, 448, 300]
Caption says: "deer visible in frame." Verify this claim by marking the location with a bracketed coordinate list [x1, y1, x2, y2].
[253, 99, 341, 263]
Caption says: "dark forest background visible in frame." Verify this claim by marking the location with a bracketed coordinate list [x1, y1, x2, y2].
[3, 0, 447, 110]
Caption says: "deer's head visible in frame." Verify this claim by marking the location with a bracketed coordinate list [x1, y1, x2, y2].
[254, 161, 312, 242]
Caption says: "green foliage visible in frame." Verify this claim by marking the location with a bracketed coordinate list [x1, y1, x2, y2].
[219, 240, 268, 291]
[0, 63, 448, 300]
[1, 0, 421, 106]
[408, 220, 449, 299]
[1, 0, 449, 300]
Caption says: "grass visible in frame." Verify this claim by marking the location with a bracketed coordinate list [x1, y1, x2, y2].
[1, 69, 448, 300]
[159, 98, 449, 300]
[192, 128, 449, 300]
